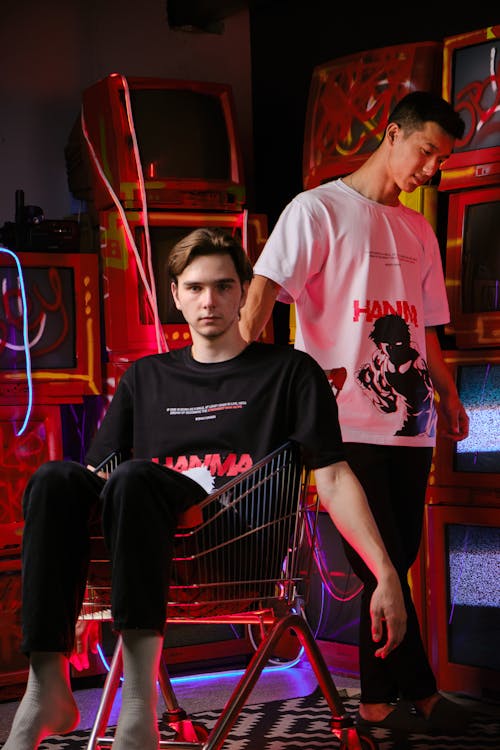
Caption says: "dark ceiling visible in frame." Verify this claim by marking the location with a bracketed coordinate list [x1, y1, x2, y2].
[167, 0, 276, 30]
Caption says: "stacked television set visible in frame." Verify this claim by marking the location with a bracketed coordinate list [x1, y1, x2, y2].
[426, 24, 500, 701]
[0, 238, 103, 692]
[65, 72, 270, 394]
[302, 41, 443, 189]
[299, 41, 444, 664]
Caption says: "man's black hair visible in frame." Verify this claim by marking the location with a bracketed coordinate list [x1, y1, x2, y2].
[388, 90, 465, 140]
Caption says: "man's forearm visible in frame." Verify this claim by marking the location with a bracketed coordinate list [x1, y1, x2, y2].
[314, 462, 396, 581]
[239, 274, 279, 342]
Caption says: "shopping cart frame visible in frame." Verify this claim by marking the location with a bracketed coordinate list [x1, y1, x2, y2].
[81, 441, 376, 750]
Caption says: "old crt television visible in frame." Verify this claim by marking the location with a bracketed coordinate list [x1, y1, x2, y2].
[425, 503, 500, 700]
[98, 210, 254, 359]
[302, 41, 442, 190]
[440, 25, 500, 191]
[0, 252, 102, 404]
[444, 185, 500, 348]
[429, 349, 500, 501]
[65, 73, 245, 212]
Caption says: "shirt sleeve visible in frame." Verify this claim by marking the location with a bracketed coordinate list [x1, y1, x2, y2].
[84, 373, 134, 467]
[287, 351, 346, 470]
[420, 219, 451, 327]
[253, 195, 328, 303]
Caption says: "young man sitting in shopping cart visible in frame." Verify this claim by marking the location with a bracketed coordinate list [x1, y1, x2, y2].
[4, 228, 406, 750]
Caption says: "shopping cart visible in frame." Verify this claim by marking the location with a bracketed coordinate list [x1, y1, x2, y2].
[80, 441, 377, 749]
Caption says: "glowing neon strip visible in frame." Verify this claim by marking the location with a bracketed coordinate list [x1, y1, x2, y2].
[96, 642, 303, 684]
[0, 247, 32, 435]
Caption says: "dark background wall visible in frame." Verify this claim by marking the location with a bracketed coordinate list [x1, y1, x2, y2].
[246, 4, 499, 226]
[0, 1, 498, 237]
[0, 0, 253, 225]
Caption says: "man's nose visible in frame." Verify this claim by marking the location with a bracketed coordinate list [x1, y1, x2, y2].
[423, 157, 440, 176]
[202, 288, 216, 306]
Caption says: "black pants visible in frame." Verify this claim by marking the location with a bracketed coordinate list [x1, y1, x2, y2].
[341, 443, 436, 704]
[21, 459, 207, 655]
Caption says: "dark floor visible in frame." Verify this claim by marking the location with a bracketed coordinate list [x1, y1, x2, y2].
[1, 652, 499, 745]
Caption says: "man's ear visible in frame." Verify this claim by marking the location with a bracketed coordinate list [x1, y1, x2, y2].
[171, 280, 182, 310]
[386, 123, 399, 144]
[239, 280, 250, 310]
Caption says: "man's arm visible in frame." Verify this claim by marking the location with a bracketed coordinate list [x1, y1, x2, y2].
[425, 327, 469, 441]
[239, 274, 280, 342]
[314, 461, 407, 659]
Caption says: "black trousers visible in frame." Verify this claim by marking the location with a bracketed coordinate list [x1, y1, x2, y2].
[21, 459, 207, 655]
[341, 443, 436, 704]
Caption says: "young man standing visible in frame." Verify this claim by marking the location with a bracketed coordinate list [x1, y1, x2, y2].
[4, 228, 405, 750]
[240, 92, 471, 733]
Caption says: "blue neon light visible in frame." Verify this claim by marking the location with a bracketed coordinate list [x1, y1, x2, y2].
[0, 247, 33, 435]
[96, 642, 304, 684]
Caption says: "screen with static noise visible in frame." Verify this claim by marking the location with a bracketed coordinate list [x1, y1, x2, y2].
[454, 363, 500, 473]
[446, 521, 500, 670]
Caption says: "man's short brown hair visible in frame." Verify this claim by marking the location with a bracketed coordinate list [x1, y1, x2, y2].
[168, 228, 253, 287]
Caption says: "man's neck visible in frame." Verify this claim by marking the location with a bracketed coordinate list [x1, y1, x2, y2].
[345, 150, 401, 206]
[190, 331, 249, 364]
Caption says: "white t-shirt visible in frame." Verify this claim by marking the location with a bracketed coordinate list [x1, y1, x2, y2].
[253, 179, 450, 447]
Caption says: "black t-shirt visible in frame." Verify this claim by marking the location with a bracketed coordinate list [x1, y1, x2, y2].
[85, 342, 345, 491]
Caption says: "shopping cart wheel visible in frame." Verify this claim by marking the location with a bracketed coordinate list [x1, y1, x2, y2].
[337, 727, 378, 750]
[170, 720, 209, 742]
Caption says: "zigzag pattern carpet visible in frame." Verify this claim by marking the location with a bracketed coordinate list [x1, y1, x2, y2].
[17, 687, 500, 750]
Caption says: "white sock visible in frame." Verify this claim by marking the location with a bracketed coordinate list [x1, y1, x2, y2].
[113, 630, 163, 750]
[2, 652, 79, 750]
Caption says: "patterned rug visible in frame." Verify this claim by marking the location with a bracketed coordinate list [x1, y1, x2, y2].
[17, 687, 500, 750]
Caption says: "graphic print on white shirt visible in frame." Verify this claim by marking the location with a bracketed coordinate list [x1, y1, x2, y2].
[356, 314, 436, 438]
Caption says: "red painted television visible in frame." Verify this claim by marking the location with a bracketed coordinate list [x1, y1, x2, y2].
[429, 349, 500, 503]
[440, 25, 500, 191]
[425, 503, 500, 700]
[302, 41, 442, 190]
[65, 73, 245, 213]
[444, 185, 500, 349]
[0, 251, 102, 405]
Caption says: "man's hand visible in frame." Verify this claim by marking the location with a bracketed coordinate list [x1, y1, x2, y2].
[370, 573, 407, 659]
[70, 620, 100, 671]
[437, 394, 469, 442]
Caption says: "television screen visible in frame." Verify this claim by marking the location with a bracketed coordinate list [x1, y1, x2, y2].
[447, 522, 500, 671]
[445, 185, 500, 348]
[461, 200, 500, 314]
[302, 41, 442, 189]
[130, 89, 230, 181]
[430, 349, 500, 495]
[0, 252, 102, 404]
[65, 74, 245, 213]
[426, 504, 500, 699]
[454, 362, 500, 474]
[440, 25, 500, 190]
[0, 265, 76, 371]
